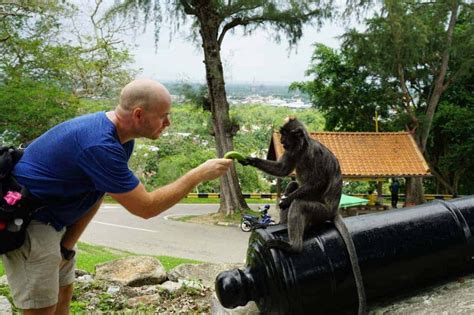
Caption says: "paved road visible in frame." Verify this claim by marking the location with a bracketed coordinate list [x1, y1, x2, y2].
[80, 203, 255, 264]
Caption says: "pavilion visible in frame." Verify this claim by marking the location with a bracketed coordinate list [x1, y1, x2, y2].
[267, 131, 432, 205]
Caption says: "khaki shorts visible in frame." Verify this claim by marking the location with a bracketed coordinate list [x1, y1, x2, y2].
[1, 220, 76, 309]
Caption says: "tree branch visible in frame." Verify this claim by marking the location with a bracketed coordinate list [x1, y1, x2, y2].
[420, 0, 459, 151]
[426, 160, 455, 195]
[397, 63, 418, 129]
[218, 17, 248, 46]
[179, 0, 196, 15]
[441, 58, 472, 92]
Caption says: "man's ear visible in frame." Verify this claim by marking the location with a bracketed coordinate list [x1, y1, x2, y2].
[132, 107, 144, 121]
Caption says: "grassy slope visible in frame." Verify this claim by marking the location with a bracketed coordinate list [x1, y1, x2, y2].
[0, 242, 202, 278]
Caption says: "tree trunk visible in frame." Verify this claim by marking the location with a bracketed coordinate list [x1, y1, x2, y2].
[419, 0, 459, 152]
[396, 1, 459, 205]
[197, 6, 248, 214]
[376, 181, 384, 205]
[405, 177, 425, 206]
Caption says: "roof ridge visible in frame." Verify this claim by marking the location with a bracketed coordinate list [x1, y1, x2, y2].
[273, 131, 410, 135]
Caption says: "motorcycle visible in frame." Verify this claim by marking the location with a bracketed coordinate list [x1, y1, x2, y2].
[240, 204, 275, 232]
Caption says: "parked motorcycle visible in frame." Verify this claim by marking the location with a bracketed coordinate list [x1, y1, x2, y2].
[240, 204, 275, 232]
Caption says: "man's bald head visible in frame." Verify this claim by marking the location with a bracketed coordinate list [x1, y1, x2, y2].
[119, 79, 171, 112]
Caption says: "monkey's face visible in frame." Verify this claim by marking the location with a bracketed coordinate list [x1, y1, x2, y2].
[280, 122, 306, 152]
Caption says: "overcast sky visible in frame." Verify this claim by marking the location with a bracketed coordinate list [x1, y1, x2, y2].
[127, 22, 350, 85]
[73, 0, 365, 85]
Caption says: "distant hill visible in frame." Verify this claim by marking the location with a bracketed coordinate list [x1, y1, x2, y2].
[164, 81, 309, 102]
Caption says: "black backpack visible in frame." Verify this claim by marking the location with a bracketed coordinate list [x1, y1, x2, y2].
[0, 146, 43, 254]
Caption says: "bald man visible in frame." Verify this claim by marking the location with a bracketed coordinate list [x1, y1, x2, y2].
[3, 79, 232, 314]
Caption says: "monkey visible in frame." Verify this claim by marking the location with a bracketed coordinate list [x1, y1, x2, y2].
[240, 117, 366, 315]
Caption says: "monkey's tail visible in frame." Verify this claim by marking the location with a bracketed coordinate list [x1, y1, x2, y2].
[334, 214, 367, 315]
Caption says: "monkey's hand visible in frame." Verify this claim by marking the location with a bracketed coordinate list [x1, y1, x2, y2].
[239, 157, 257, 166]
[279, 196, 292, 209]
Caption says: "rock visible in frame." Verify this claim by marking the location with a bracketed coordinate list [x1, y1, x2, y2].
[210, 293, 259, 315]
[168, 263, 244, 288]
[158, 281, 183, 294]
[178, 278, 204, 290]
[0, 276, 8, 286]
[95, 256, 167, 286]
[0, 296, 12, 315]
[77, 274, 93, 283]
[127, 294, 161, 308]
[106, 285, 121, 295]
[75, 269, 90, 277]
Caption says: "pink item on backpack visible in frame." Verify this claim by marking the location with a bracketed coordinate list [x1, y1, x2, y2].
[4, 191, 22, 205]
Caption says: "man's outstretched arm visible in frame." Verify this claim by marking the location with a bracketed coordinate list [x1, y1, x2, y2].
[108, 158, 232, 219]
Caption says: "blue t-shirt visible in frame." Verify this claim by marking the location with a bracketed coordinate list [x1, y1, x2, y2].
[13, 112, 140, 230]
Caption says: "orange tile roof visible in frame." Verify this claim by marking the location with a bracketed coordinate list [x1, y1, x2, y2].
[269, 131, 431, 178]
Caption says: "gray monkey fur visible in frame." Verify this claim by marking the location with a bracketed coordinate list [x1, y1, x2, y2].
[240, 117, 367, 315]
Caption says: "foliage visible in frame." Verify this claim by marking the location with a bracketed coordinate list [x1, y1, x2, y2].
[341, 0, 473, 149]
[0, 79, 79, 144]
[429, 101, 474, 195]
[293, 0, 474, 195]
[0, 1, 135, 97]
[106, 0, 333, 47]
[127, 103, 325, 194]
[291, 44, 400, 132]
[180, 197, 272, 204]
[0, 1, 135, 143]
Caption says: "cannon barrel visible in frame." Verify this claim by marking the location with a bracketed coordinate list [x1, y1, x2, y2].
[215, 196, 474, 314]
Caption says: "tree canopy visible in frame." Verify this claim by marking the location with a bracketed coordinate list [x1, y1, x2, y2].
[293, 0, 474, 196]
[0, 1, 135, 143]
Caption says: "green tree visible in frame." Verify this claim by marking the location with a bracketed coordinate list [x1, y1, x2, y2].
[0, 79, 79, 144]
[107, 0, 333, 214]
[428, 71, 474, 195]
[294, 0, 474, 203]
[0, 1, 135, 142]
[291, 44, 400, 132]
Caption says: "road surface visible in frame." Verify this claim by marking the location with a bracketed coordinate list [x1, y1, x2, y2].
[80, 203, 257, 263]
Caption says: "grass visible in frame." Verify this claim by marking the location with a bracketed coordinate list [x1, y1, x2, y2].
[173, 208, 262, 225]
[104, 194, 274, 205]
[179, 197, 273, 204]
[0, 242, 203, 278]
[77, 242, 203, 273]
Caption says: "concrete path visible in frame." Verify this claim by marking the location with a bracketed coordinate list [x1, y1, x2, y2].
[80, 203, 263, 264]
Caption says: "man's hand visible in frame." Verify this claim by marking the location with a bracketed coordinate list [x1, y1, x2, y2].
[194, 158, 233, 182]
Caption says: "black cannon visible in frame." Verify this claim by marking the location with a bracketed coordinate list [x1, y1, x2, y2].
[215, 196, 474, 314]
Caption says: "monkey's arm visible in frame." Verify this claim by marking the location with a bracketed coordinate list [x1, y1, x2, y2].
[243, 154, 295, 177]
[279, 183, 314, 208]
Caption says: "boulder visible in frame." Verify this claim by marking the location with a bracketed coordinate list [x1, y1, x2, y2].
[95, 256, 167, 286]
[76, 274, 93, 283]
[210, 293, 259, 315]
[158, 281, 183, 294]
[168, 263, 244, 288]
[0, 296, 12, 315]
